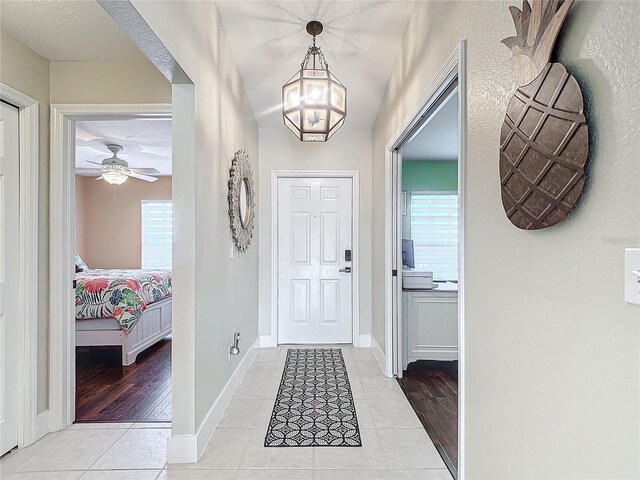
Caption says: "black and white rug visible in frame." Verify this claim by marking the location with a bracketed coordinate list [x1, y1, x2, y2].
[264, 348, 362, 447]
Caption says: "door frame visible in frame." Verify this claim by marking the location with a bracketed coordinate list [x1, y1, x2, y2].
[0, 84, 40, 447]
[383, 41, 467, 477]
[270, 170, 361, 347]
[49, 103, 172, 431]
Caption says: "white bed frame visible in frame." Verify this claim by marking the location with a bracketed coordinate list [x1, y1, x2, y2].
[76, 297, 172, 366]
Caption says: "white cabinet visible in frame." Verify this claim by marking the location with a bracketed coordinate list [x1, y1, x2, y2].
[402, 287, 458, 369]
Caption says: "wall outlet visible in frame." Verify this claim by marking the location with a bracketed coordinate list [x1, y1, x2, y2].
[230, 240, 234, 259]
[624, 248, 640, 305]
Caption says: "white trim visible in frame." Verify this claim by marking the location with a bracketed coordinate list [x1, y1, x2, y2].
[270, 170, 361, 347]
[382, 41, 467, 478]
[167, 338, 260, 463]
[457, 40, 468, 480]
[370, 335, 386, 375]
[49, 103, 172, 432]
[357, 335, 371, 348]
[0, 84, 40, 448]
[259, 335, 275, 347]
[36, 410, 49, 442]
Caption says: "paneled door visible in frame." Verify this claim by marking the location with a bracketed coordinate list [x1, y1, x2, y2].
[277, 177, 353, 344]
[0, 102, 20, 455]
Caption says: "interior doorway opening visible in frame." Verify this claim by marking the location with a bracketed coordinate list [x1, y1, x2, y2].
[385, 42, 466, 480]
[73, 116, 173, 423]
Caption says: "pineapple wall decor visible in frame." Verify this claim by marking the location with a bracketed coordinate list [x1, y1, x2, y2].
[500, 0, 589, 230]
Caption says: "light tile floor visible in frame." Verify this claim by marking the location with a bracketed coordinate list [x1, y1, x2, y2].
[0, 347, 451, 480]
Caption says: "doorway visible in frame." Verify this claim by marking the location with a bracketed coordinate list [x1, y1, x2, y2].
[396, 86, 460, 476]
[0, 101, 20, 455]
[385, 42, 467, 479]
[272, 172, 360, 345]
[73, 117, 173, 423]
[49, 104, 172, 429]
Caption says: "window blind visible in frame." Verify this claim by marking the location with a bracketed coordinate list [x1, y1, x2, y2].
[141, 200, 173, 269]
[410, 192, 458, 280]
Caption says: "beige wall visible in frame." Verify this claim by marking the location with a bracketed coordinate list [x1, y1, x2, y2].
[258, 128, 373, 342]
[50, 61, 171, 104]
[372, 1, 640, 477]
[75, 175, 172, 269]
[132, 0, 260, 436]
[0, 31, 51, 414]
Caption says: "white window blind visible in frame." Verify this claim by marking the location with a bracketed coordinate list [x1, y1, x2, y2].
[410, 192, 458, 281]
[142, 200, 173, 269]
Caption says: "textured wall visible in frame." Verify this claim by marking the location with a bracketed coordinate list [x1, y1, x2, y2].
[0, 31, 51, 414]
[257, 128, 373, 341]
[75, 176, 172, 269]
[373, 1, 640, 477]
[131, 0, 260, 435]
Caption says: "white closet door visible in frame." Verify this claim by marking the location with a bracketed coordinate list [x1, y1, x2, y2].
[0, 102, 20, 455]
[277, 177, 353, 344]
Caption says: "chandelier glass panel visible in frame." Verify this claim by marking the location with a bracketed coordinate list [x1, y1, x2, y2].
[282, 21, 347, 142]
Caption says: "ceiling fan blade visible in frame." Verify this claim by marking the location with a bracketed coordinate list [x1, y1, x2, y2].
[86, 160, 105, 166]
[128, 172, 158, 182]
[74, 168, 103, 176]
[129, 167, 161, 175]
[95, 176, 104, 181]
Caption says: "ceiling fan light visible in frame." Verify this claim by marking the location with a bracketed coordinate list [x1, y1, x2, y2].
[102, 170, 129, 185]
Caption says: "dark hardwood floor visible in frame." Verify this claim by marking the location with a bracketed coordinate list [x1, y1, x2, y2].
[75, 338, 171, 423]
[397, 360, 458, 479]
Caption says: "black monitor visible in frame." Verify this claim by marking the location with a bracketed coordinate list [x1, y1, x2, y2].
[402, 239, 415, 269]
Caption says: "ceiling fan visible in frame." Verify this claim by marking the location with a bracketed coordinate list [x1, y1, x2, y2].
[83, 144, 160, 184]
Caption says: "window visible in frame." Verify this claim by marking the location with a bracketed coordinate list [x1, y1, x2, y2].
[141, 200, 173, 269]
[410, 192, 458, 280]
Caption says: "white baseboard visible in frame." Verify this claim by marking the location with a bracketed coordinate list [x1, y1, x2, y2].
[37, 410, 49, 441]
[409, 348, 458, 362]
[259, 335, 276, 347]
[355, 334, 371, 348]
[167, 337, 260, 463]
[370, 335, 388, 377]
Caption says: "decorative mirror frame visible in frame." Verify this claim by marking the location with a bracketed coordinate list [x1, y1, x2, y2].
[228, 149, 255, 252]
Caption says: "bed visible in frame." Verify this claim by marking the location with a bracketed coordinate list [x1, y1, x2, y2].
[75, 267, 172, 366]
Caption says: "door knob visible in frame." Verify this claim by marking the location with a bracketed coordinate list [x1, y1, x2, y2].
[339, 267, 352, 273]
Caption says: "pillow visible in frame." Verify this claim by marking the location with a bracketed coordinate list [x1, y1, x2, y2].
[75, 253, 88, 272]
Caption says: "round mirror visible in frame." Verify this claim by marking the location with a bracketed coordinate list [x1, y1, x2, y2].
[239, 177, 250, 227]
[228, 149, 255, 252]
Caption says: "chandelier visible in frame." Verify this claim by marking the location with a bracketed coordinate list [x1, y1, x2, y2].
[282, 21, 347, 142]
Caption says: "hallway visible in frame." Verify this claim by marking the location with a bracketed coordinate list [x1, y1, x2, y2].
[0, 347, 450, 479]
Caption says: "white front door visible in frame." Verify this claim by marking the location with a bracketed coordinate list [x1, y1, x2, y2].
[277, 177, 353, 344]
[0, 102, 20, 455]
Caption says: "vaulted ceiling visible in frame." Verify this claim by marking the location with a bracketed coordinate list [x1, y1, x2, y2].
[216, 1, 414, 129]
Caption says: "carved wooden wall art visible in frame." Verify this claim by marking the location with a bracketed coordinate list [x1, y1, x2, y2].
[228, 149, 255, 252]
[500, 0, 588, 230]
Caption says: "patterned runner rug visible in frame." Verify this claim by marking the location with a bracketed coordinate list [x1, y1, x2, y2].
[264, 348, 362, 447]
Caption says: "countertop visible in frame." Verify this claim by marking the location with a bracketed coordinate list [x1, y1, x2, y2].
[403, 281, 459, 293]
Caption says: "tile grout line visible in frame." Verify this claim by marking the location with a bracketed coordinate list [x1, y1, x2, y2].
[83, 427, 132, 471]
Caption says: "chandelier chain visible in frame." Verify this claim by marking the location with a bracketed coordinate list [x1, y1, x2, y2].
[300, 36, 329, 70]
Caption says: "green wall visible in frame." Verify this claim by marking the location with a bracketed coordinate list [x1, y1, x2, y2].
[402, 160, 458, 191]
[402, 160, 458, 238]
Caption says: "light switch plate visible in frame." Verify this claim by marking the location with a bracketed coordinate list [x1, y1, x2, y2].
[624, 248, 640, 305]
[230, 240, 235, 259]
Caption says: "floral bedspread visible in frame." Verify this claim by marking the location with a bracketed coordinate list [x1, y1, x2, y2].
[75, 269, 172, 333]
